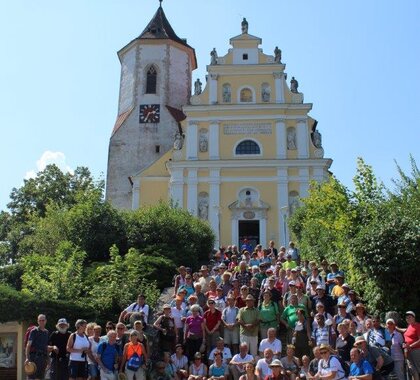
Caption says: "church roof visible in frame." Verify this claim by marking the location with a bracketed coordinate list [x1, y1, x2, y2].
[138, 5, 192, 50]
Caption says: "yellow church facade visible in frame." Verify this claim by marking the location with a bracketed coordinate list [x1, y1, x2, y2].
[131, 22, 332, 249]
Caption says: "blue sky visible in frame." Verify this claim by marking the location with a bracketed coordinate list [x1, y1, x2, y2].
[1, 0, 419, 210]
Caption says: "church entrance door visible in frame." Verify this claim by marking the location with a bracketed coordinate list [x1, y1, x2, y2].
[238, 220, 259, 251]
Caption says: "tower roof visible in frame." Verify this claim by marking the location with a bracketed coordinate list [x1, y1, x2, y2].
[138, 5, 192, 49]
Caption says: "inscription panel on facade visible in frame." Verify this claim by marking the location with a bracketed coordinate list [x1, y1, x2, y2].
[223, 123, 272, 135]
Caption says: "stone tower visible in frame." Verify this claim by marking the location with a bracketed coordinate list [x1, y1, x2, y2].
[106, 4, 197, 208]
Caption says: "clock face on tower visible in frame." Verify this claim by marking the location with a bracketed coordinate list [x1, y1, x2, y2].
[139, 104, 160, 123]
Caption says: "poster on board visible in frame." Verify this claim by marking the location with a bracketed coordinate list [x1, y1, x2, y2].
[0, 334, 16, 368]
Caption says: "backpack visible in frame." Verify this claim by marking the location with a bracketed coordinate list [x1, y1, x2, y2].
[328, 355, 350, 377]
[127, 351, 143, 371]
[24, 325, 37, 351]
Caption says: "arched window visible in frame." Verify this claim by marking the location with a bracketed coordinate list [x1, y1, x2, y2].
[146, 66, 157, 94]
[240, 88, 253, 102]
[235, 140, 261, 155]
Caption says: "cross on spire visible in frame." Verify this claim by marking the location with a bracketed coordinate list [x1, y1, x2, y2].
[159, 0, 163, 6]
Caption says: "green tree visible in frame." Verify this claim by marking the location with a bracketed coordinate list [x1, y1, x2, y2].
[21, 241, 86, 300]
[125, 202, 214, 269]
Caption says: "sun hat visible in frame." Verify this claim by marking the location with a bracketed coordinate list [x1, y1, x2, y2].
[406, 311, 416, 317]
[24, 362, 37, 376]
[56, 318, 69, 326]
[269, 359, 282, 367]
[354, 336, 367, 346]
[245, 295, 255, 301]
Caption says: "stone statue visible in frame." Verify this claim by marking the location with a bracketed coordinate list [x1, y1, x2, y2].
[223, 85, 231, 102]
[241, 17, 248, 34]
[194, 78, 202, 95]
[199, 133, 208, 152]
[287, 129, 297, 150]
[290, 76, 299, 93]
[312, 129, 322, 148]
[173, 132, 183, 150]
[289, 197, 299, 215]
[198, 198, 208, 220]
[274, 46, 282, 63]
[210, 48, 218, 65]
[262, 85, 270, 102]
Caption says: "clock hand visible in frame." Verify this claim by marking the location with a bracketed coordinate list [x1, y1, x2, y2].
[144, 112, 150, 122]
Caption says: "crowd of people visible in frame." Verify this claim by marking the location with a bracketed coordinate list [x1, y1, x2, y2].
[24, 240, 420, 380]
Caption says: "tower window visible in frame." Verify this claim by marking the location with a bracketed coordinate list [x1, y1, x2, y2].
[155, 145, 160, 153]
[146, 66, 157, 94]
[235, 140, 261, 155]
[242, 54, 248, 60]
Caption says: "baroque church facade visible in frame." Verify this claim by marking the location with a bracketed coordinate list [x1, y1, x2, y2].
[106, 5, 332, 248]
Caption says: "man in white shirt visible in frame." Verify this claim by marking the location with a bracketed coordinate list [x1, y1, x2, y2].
[209, 337, 232, 365]
[119, 294, 149, 324]
[171, 297, 185, 344]
[229, 342, 254, 380]
[256, 348, 274, 380]
[259, 328, 282, 358]
[222, 296, 239, 354]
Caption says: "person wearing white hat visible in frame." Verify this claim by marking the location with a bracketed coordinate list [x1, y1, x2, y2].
[385, 318, 405, 380]
[49, 318, 71, 380]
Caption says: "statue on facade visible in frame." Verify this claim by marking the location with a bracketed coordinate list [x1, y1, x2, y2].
[241, 18, 248, 34]
[199, 133, 208, 152]
[194, 78, 202, 95]
[262, 85, 270, 102]
[222, 85, 231, 102]
[287, 129, 297, 150]
[274, 46, 282, 63]
[210, 48, 218, 65]
[289, 197, 299, 215]
[173, 132, 183, 150]
[290, 76, 299, 93]
[198, 198, 209, 220]
[312, 129, 322, 148]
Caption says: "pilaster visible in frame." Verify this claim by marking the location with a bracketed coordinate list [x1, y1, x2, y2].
[209, 168, 221, 248]
[131, 177, 140, 210]
[186, 122, 198, 160]
[299, 168, 310, 198]
[275, 118, 286, 159]
[277, 168, 289, 246]
[187, 169, 198, 215]
[296, 119, 309, 158]
[209, 74, 218, 104]
[273, 72, 285, 103]
[170, 168, 184, 207]
[209, 121, 220, 160]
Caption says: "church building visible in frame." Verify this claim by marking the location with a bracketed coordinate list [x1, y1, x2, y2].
[106, 4, 332, 249]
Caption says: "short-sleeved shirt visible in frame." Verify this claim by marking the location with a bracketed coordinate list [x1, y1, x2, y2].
[312, 326, 331, 346]
[170, 354, 188, 370]
[209, 347, 232, 364]
[404, 323, 420, 349]
[317, 356, 344, 380]
[186, 315, 204, 337]
[209, 363, 228, 377]
[124, 303, 150, 320]
[204, 309, 222, 331]
[281, 304, 306, 329]
[222, 306, 239, 324]
[335, 334, 355, 362]
[231, 353, 254, 373]
[350, 359, 374, 376]
[97, 342, 119, 371]
[49, 331, 70, 359]
[237, 307, 259, 336]
[29, 328, 49, 354]
[256, 358, 273, 378]
[366, 345, 394, 367]
[259, 338, 282, 356]
[388, 330, 404, 361]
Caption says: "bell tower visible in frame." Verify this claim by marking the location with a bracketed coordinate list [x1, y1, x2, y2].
[106, 3, 196, 209]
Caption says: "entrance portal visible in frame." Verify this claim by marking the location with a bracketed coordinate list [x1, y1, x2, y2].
[238, 220, 260, 251]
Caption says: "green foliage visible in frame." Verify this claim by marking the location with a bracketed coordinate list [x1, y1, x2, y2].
[289, 156, 420, 315]
[87, 245, 162, 315]
[21, 241, 86, 300]
[0, 284, 100, 327]
[0, 263, 24, 290]
[125, 202, 214, 269]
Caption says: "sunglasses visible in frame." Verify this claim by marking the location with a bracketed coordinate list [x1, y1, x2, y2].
[320, 351, 328, 355]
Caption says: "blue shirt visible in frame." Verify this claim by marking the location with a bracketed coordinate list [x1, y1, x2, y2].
[350, 359, 374, 376]
[97, 342, 120, 371]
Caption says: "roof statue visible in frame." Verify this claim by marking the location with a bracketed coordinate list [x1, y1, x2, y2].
[241, 18, 248, 34]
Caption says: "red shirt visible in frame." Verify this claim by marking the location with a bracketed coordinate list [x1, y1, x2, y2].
[204, 309, 221, 331]
[404, 322, 420, 349]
